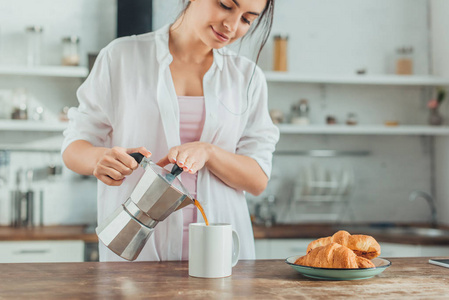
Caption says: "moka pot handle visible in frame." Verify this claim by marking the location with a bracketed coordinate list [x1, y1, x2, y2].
[129, 153, 183, 177]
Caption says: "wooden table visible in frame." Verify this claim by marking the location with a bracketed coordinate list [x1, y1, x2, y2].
[0, 257, 448, 299]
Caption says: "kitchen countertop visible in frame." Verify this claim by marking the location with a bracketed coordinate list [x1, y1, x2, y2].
[253, 223, 449, 245]
[0, 257, 448, 299]
[0, 225, 98, 243]
[2, 223, 449, 246]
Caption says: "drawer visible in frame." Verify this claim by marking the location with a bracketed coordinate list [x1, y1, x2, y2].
[0, 240, 84, 263]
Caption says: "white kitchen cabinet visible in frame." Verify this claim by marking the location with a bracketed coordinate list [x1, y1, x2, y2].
[379, 243, 421, 257]
[255, 239, 449, 259]
[255, 239, 314, 259]
[0, 240, 84, 263]
[419, 245, 449, 257]
[380, 243, 449, 257]
[254, 239, 271, 259]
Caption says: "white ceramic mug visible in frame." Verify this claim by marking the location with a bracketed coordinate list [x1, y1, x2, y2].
[189, 223, 240, 278]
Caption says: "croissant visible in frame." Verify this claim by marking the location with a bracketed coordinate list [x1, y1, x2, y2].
[307, 230, 381, 259]
[295, 243, 375, 269]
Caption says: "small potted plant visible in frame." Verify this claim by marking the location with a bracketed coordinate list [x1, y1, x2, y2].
[428, 88, 446, 126]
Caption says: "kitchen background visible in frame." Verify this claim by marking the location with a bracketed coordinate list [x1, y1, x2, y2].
[1, 0, 449, 261]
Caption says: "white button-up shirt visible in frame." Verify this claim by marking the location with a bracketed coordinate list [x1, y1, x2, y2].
[62, 24, 279, 261]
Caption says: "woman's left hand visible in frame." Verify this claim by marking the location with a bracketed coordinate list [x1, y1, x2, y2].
[156, 142, 212, 174]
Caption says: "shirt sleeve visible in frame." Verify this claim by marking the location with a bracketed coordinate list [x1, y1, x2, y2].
[235, 66, 280, 179]
[61, 47, 114, 154]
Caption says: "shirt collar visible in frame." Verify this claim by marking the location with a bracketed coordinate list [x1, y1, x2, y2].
[155, 24, 224, 71]
[155, 24, 173, 66]
[212, 48, 224, 71]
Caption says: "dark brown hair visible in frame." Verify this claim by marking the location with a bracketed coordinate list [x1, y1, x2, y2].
[177, 0, 275, 65]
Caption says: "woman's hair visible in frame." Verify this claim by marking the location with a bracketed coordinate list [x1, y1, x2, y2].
[176, 0, 275, 65]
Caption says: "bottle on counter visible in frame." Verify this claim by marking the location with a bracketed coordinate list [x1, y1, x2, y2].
[273, 34, 288, 72]
[26, 25, 43, 66]
[61, 36, 80, 66]
[395, 46, 413, 75]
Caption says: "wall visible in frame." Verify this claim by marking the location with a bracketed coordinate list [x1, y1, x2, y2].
[0, 0, 443, 226]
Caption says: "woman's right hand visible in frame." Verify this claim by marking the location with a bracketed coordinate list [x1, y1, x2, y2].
[93, 146, 151, 186]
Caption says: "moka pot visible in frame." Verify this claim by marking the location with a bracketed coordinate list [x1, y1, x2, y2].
[96, 153, 194, 261]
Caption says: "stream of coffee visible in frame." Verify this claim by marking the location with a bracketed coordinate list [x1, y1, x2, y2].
[193, 199, 209, 226]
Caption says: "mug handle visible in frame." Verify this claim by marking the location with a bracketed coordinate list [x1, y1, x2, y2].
[232, 230, 240, 267]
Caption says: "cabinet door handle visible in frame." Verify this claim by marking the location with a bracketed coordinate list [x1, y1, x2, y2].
[14, 249, 50, 254]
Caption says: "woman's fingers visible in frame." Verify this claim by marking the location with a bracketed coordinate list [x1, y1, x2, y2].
[126, 146, 152, 162]
[110, 147, 138, 170]
[167, 148, 181, 165]
[175, 152, 189, 168]
[163, 143, 211, 174]
[126, 146, 151, 156]
[97, 175, 123, 186]
[94, 163, 125, 181]
[99, 150, 134, 175]
[156, 155, 170, 168]
[187, 162, 199, 174]
[182, 156, 195, 173]
[92, 146, 152, 186]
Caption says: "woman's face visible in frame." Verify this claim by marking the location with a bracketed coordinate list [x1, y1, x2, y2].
[187, 0, 268, 49]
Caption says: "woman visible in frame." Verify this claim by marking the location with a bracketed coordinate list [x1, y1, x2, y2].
[62, 0, 279, 261]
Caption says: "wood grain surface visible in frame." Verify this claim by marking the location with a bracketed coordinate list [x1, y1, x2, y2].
[2, 223, 448, 246]
[0, 225, 98, 242]
[0, 257, 448, 299]
[252, 223, 449, 245]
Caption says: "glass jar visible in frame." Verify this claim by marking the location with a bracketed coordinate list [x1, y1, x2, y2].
[26, 26, 43, 66]
[346, 113, 358, 126]
[0, 91, 12, 119]
[290, 99, 310, 125]
[61, 36, 80, 66]
[396, 46, 413, 75]
[326, 115, 337, 125]
[0, 150, 10, 188]
[11, 89, 28, 120]
[273, 34, 288, 72]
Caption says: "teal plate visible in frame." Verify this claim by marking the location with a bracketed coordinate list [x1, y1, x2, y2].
[285, 255, 391, 281]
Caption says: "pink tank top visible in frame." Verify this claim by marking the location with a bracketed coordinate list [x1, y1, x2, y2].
[178, 95, 205, 260]
[178, 96, 206, 198]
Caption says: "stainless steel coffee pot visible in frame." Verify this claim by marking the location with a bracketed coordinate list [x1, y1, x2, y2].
[96, 153, 194, 261]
